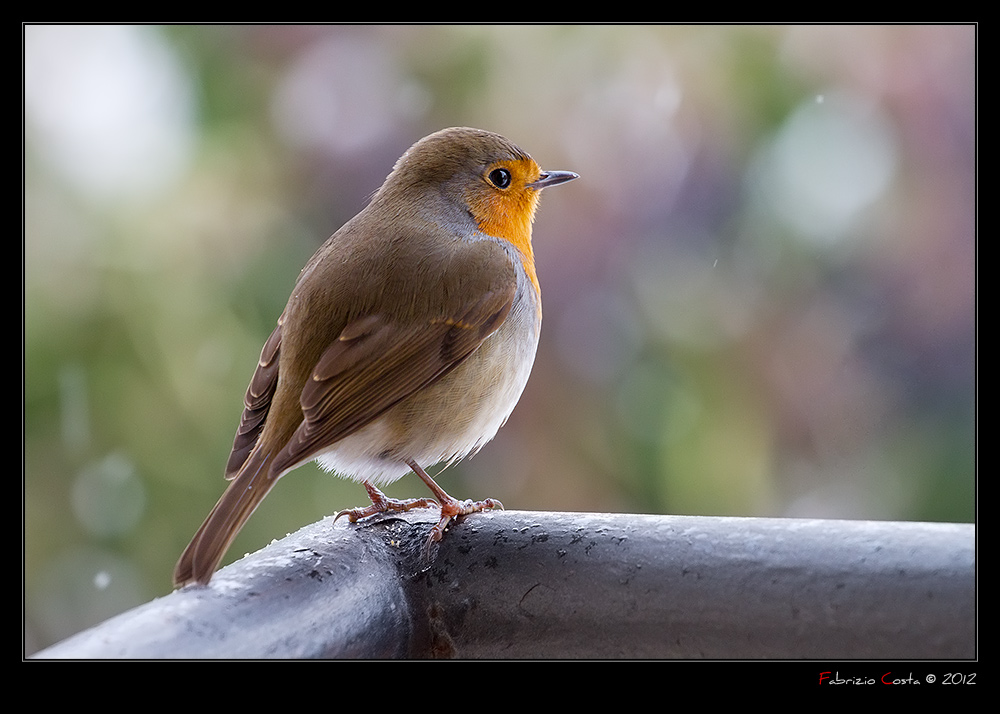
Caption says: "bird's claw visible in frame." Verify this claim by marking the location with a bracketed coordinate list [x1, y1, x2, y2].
[337, 480, 503, 563]
[425, 497, 504, 544]
[334, 481, 437, 524]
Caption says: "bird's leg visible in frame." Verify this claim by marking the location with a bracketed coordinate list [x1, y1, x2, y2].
[334, 480, 436, 523]
[334, 462, 503, 549]
[405, 459, 503, 544]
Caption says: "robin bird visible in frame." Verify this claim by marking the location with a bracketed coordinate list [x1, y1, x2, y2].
[173, 127, 578, 586]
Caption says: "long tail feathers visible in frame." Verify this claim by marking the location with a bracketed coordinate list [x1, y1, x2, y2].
[173, 450, 278, 587]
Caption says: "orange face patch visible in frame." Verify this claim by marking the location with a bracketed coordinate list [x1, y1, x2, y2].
[464, 157, 544, 295]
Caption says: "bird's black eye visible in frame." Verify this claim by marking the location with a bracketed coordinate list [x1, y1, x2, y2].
[488, 168, 511, 189]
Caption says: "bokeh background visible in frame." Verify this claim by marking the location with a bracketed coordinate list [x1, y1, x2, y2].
[24, 24, 975, 654]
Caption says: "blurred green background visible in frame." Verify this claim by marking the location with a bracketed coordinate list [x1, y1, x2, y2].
[24, 25, 975, 654]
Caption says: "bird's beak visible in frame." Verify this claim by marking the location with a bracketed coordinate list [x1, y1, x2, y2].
[528, 170, 579, 189]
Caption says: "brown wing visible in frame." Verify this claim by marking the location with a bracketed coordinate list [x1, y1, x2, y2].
[175, 278, 515, 587]
[268, 284, 515, 476]
[224, 312, 283, 479]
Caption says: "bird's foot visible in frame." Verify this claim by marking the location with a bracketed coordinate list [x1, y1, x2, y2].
[334, 480, 437, 523]
[336, 467, 503, 560]
[427, 495, 504, 545]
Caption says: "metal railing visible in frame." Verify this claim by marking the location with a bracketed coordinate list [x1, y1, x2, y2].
[34, 510, 975, 659]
